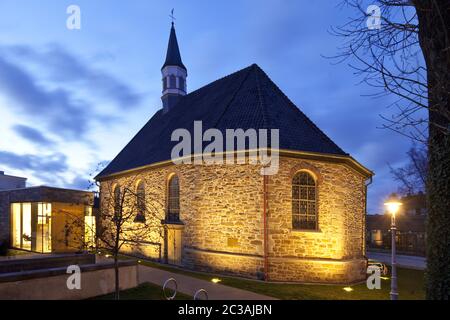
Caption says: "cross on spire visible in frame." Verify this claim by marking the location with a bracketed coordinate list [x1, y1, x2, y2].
[169, 9, 176, 25]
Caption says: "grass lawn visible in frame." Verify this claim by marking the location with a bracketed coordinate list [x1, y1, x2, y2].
[5, 249, 32, 257]
[130, 258, 424, 300]
[212, 267, 424, 300]
[92, 282, 192, 300]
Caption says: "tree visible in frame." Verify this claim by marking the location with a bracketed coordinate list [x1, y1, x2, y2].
[96, 175, 165, 300]
[63, 170, 165, 300]
[333, 0, 450, 299]
[389, 143, 427, 195]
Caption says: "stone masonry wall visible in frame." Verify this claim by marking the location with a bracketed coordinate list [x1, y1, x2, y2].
[99, 162, 265, 268]
[266, 157, 367, 282]
[100, 155, 368, 284]
[0, 193, 10, 242]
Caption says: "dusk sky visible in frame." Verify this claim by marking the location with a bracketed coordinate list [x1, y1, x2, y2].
[0, 0, 414, 213]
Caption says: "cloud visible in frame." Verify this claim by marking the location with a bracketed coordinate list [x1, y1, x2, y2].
[0, 55, 91, 139]
[0, 43, 139, 191]
[0, 44, 143, 140]
[0, 150, 72, 188]
[12, 124, 54, 146]
[0, 151, 68, 174]
[66, 176, 91, 191]
[4, 44, 142, 107]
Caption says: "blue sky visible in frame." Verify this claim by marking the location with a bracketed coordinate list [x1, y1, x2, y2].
[0, 0, 414, 213]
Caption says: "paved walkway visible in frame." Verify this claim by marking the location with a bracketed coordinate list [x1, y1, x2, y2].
[138, 265, 277, 300]
[368, 252, 426, 270]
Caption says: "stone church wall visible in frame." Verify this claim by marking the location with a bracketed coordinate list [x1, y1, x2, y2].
[266, 157, 367, 282]
[99, 155, 368, 284]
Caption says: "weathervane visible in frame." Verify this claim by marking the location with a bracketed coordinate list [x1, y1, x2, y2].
[170, 9, 176, 24]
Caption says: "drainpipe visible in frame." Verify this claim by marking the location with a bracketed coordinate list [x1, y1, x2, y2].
[263, 175, 269, 281]
[364, 176, 373, 261]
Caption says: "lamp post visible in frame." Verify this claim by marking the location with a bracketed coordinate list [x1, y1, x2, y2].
[384, 195, 402, 300]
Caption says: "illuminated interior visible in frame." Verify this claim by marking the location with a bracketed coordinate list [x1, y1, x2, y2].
[11, 203, 21, 248]
[22, 203, 32, 250]
[37, 203, 52, 253]
[84, 206, 96, 249]
[11, 202, 52, 253]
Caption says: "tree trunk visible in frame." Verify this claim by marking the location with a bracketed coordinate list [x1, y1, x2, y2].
[426, 97, 450, 300]
[114, 255, 120, 300]
[415, 0, 450, 300]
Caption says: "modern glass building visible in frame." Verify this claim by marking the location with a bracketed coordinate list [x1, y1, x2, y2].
[0, 186, 96, 253]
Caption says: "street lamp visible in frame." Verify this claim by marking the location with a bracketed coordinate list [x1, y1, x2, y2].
[384, 194, 402, 300]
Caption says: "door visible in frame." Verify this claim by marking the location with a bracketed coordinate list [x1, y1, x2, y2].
[167, 227, 182, 265]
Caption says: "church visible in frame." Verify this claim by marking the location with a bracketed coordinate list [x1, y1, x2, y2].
[95, 23, 373, 284]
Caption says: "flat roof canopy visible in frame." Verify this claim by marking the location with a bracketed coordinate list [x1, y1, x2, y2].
[0, 186, 94, 206]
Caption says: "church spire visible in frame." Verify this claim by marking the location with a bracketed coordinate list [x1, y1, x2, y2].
[162, 22, 186, 71]
[161, 21, 187, 113]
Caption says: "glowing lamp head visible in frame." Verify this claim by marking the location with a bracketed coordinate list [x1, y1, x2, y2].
[211, 278, 222, 284]
[384, 194, 402, 216]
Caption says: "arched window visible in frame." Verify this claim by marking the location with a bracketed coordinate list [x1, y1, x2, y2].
[292, 171, 317, 230]
[135, 181, 146, 223]
[113, 185, 121, 220]
[169, 75, 176, 88]
[178, 77, 185, 92]
[167, 175, 180, 222]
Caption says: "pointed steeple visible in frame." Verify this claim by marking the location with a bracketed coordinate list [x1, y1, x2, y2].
[161, 22, 187, 113]
[162, 22, 186, 71]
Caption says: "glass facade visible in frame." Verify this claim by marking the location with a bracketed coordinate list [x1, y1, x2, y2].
[11, 202, 52, 253]
[84, 206, 96, 249]
[10, 198, 97, 253]
[11, 203, 33, 251]
[36, 203, 52, 253]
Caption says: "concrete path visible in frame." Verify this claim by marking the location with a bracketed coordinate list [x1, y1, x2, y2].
[138, 265, 277, 300]
[368, 252, 426, 270]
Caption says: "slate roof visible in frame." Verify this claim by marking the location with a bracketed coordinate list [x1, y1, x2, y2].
[161, 23, 186, 71]
[97, 64, 349, 179]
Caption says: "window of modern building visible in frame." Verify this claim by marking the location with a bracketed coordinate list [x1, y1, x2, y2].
[11, 202, 51, 253]
[84, 206, 96, 249]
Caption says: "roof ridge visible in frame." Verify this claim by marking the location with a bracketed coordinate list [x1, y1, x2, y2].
[254, 65, 269, 130]
[255, 65, 348, 155]
[97, 64, 353, 179]
[180, 64, 254, 100]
